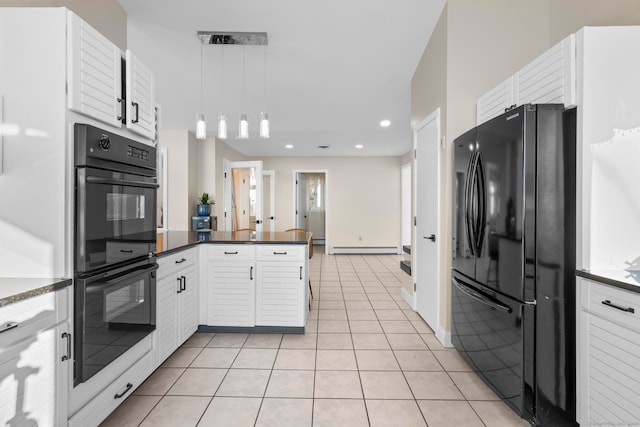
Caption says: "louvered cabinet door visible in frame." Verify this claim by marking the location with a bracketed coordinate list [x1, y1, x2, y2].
[476, 76, 514, 125]
[67, 11, 122, 127]
[125, 50, 155, 140]
[515, 34, 576, 107]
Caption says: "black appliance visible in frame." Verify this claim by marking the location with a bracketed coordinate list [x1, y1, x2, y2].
[74, 124, 158, 386]
[451, 104, 576, 426]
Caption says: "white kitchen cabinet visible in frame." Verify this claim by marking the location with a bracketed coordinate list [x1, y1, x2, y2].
[476, 76, 515, 125]
[67, 11, 123, 128]
[476, 34, 576, 125]
[256, 245, 308, 327]
[67, 11, 156, 141]
[68, 350, 153, 427]
[155, 248, 198, 367]
[125, 50, 156, 140]
[577, 277, 640, 425]
[0, 288, 70, 427]
[207, 246, 256, 327]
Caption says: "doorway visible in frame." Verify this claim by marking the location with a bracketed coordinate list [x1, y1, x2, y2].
[223, 160, 263, 231]
[401, 162, 411, 247]
[293, 170, 328, 250]
[263, 170, 275, 232]
[413, 108, 441, 336]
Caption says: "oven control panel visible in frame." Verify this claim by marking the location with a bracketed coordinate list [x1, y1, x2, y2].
[127, 145, 149, 161]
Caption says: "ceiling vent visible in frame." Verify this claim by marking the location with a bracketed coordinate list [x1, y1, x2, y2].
[197, 31, 268, 45]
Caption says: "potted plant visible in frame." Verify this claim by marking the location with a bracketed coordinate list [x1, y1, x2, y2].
[197, 192, 214, 216]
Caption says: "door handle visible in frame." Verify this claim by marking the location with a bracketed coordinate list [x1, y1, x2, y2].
[180, 276, 186, 292]
[250, 266, 254, 280]
[176, 276, 182, 294]
[424, 234, 436, 242]
[0, 322, 18, 334]
[131, 102, 139, 124]
[61, 332, 72, 361]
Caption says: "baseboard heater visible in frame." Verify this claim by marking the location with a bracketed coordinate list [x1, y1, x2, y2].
[330, 246, 401, 255]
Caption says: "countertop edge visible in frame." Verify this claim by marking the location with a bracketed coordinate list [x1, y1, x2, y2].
[155, 236, 309, 258]
[0, 278, 73, 307]
[576, 270, 640, 294]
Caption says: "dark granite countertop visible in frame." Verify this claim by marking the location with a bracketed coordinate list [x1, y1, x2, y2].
[576, 269, 640, 294]
[0, 278, 72, 307]
[156, 230, 311, 257]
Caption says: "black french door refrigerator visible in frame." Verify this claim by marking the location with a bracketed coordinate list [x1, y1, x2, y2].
[452, 104, 577, 426]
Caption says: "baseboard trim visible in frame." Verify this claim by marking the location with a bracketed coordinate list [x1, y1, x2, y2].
[330, 246, 401, 255]
[400, 287, 415, 309]
[436, 325, 453, 348]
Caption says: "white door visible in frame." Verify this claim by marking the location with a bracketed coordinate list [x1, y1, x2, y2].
[223, 160, 263, 232]
[263, 170, 276, 232]
[401, 163, 411, 247]
[413, 109, 440, 333]
[295, 172, 307, 229]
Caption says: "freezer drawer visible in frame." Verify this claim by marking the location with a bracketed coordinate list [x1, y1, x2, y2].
[451, 273, 534, 421]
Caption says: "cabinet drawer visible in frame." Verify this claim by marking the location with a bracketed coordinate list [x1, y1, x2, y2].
[207, 245, 255, 261]
[581, 278, 640, 332]
[257, 245, 305, 261]
[158, 247, 197, 271]
[68, 351, 153, 427]
[0, 289, 67, 347]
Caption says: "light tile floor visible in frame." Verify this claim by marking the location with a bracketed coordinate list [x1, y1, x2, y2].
[101, 252, 529, 427]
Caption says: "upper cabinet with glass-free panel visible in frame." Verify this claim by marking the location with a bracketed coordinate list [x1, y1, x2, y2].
[67, 11, 156, 141]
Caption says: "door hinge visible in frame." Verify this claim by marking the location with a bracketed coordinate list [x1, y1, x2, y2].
[414, 216, 417, 226]
[224, 212, 227, 217]
[224, 172, 227, 178]
[296, 180, 298, 185]
[414, 283, 416, 292]
[414, 149, 417, 159]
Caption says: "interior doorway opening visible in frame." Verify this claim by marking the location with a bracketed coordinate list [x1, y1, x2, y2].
[223, 160, 263, 232]
[293, 170, 328, 251]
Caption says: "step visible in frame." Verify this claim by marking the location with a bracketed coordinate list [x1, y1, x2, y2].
[400, 260, 411, 276]
[403, 245, 411, 255]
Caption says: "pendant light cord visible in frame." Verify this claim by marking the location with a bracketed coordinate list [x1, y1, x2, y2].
[200, 40, 204, 113]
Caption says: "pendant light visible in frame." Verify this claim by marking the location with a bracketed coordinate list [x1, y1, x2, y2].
[217, 45, 228, 139]
[196, 40, 206, 140]
[238, 45, 249, 139]
[259, 44, 270, 139]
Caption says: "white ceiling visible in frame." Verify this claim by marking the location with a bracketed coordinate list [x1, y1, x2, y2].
[118, 0, 446, 157]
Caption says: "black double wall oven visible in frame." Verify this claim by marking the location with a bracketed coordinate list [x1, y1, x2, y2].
[74, 124, 158, 386]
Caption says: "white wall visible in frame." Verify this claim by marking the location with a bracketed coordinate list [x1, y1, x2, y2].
[255, 156, 403, 249]
[0, 0, 127, 49]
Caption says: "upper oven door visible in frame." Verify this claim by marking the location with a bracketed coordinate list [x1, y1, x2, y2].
[76, 166, 158, 273]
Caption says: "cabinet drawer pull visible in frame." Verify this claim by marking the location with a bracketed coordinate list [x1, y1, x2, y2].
[61, 332, 72, 361]
[175, 258, 187, 264]
[120, 249, 134, 253]
[300, 266, 303, 280]
[224, 251, 239, 255]
[114, 382, 133, 399]
[602, 299, 635, 313]
[273, 251, 288, 255]
[250, 266, 254, 280]
[0, 322, 18, 334]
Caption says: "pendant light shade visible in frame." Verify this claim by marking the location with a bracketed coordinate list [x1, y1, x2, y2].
[217, 113, 228, 139]
[259, 112, 270, 139]
[196, 113, 206, 139]
[238, 113, 249, 139]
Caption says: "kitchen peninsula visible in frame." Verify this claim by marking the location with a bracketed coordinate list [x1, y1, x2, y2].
[155, 230, 311, 356]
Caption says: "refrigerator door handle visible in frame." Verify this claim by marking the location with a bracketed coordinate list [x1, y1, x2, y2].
[453, 277, 512, 313]
[474, 152, 486, 256]
[464, 152, 477, 256]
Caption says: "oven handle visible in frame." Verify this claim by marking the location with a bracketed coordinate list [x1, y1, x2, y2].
[453, 277, 512, 313]
[86, 264, 158, 294]
[86, 176, 159, 189]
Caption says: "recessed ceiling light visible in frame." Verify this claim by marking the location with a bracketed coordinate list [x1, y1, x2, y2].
[380, 119, 391, 127]
[285, 144, 293, 149]
[316, 145, 331, 149]
[355, 144, 364, 149]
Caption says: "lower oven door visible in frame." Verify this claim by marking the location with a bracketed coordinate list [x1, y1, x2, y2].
[451, 272, 534, 420]
[74, 259, 157, 386]
[76, 166, 158, 272]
